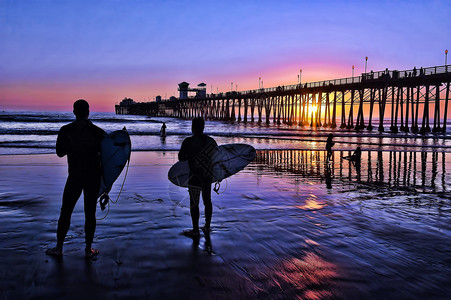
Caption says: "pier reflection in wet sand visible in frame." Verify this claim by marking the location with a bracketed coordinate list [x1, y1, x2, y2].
[253, 149, 450, 194]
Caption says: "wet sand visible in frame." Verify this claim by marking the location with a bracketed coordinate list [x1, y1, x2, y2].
[0, 151, 450, 299]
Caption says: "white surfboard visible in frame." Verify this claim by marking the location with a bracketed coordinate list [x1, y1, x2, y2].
[98, 129, 131, 198]
[168, 143, 256, 188]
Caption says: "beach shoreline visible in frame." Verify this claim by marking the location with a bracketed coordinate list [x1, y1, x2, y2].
[1, 151, 450, 299]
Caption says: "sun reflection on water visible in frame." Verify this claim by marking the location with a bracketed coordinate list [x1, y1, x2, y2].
[294, 194, 326, 211]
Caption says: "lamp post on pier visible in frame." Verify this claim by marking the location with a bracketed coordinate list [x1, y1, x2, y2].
[259, 77, 261, 89]
[365, 57, 368, 74]
[446, 50, 448, 67]
[352, 65, 354, 82]
[299, 69, 302, 84]
[231, 82, 233, 92]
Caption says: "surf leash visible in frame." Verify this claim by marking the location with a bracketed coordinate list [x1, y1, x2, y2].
[213, 178, 228, 195]
[99, 193, 110, 211]
[213, 182, 220, 194]
[112, 158, 130, 205]
[97, 198, 110, 220]
[112, 126, 131, 205]
[97, 154, 131, 220]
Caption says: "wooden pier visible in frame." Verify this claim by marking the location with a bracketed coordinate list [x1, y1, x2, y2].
[116, 65, 451, 133]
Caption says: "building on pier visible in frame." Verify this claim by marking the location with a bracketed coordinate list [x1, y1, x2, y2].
[178, 82, 207, 99]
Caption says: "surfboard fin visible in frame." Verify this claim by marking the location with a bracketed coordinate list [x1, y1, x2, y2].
[99, 193, 110, 211]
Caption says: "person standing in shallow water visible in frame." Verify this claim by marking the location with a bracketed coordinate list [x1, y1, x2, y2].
[326, 133, 335, 160]
[351, 147, 362, 165]
[46, 99, 105, 259]
[178, 117, 218, 237]
[160, 122, 167, 137]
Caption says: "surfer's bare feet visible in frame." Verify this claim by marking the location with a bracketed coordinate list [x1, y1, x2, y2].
[85, 248, 99, 259]
[182, 229, 200, 238]
[200, 226, 211, 234]
[46, 246, 63, 257]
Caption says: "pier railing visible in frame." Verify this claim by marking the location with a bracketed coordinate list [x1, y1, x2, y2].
[229, 65, 450, 97]
[150, 65, 449, 101]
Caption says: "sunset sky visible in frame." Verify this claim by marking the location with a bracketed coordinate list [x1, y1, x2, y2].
[1, 0, 450, 112]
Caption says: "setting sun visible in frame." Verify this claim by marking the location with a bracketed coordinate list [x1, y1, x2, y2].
[311, 105, 318, 113]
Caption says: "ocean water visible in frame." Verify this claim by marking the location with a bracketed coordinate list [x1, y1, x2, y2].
[1, 110, 450, 155]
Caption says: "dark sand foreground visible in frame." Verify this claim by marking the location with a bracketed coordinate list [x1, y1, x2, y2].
[0, 151, 450, 299]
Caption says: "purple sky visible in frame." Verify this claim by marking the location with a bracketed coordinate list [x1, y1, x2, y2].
[1, 0, 450, 112]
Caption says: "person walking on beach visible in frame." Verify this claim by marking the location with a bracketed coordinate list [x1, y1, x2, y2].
[326, 133, 335, 160]
[178, 117, 218, 237]
[46, 99, 105, 259]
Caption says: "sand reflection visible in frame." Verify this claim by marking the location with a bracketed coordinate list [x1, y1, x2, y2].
[294, 194, 326, 211]
[256, 252, 338, 299]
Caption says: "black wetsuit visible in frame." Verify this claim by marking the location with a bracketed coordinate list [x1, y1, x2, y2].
[326, 137, 334, 159]
[178, 133, 218, 230]
[56, 119, 105, 245]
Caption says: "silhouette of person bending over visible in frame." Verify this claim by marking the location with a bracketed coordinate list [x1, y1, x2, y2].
[46, 99, 105, 259]
[178, 117, 218, 237]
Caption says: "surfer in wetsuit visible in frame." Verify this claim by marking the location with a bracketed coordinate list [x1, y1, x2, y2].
[178, 117, 218, 237]
[326, 133, 335, 160]
[46, 99, 105, 259]
[160, 122, 167, 137]
[351, 147, 362, 165]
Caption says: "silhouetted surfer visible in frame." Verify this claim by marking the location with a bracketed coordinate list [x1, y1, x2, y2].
[351, 147, 362, 166]
[46, 99, 105, 259]
[326, 133, 335, 160]
[160, 122, 167, 137]
[351, 147, 361, 161]
[178, 117, 218, 237]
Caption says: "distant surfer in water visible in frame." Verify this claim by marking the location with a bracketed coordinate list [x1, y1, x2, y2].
[326, 133, 335, 160]
[160, 122, 167, 137]
[46, 99, 105, 259]
[178, 117, 218, 238]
